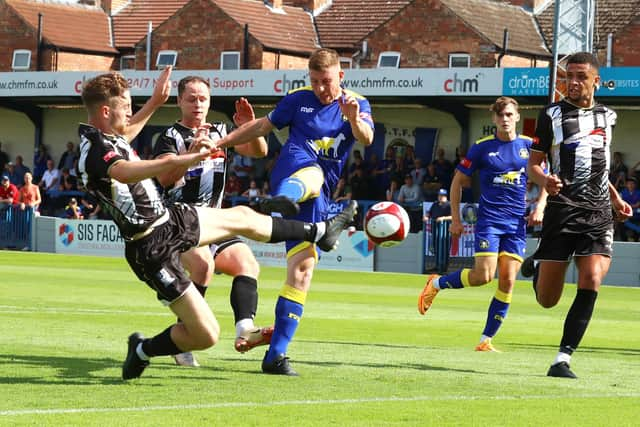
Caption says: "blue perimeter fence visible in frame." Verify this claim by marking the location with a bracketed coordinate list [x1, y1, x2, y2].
[0, 206, 34, 250]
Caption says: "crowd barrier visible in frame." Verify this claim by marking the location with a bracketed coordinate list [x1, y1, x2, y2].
[0, 205, 34, 250]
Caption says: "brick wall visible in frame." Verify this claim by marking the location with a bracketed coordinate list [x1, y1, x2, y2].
[361, 0, 501, 68]
[613, 17, 640, 66]
[54, 51, 115, 71]
[135, 0, 250, 70]
[0, 2, 37, 71]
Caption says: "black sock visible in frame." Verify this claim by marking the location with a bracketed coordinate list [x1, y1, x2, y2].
[141, 326, 182, 357]
[177, 283, 207, 324]
[559, 288, 598, 355]
[230, 275, 258, 324]
[269, 217, 316, 243]
[533, 263, 539, 296]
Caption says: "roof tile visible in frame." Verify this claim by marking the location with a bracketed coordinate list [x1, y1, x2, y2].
[112, 0, 190, 48]
[7, 0, 117, 53]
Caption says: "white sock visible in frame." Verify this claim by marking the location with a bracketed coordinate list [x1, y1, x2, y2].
[236, 318, 255, 337]
[553, 352, 571, 365]
[314, 222, 326, 242]
[136, 343, 149, 361]
[432, 277, 442, 289]
[479, 335, 491, 344]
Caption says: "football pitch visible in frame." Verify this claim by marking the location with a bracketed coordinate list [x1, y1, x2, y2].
[0, 251, 638, 426]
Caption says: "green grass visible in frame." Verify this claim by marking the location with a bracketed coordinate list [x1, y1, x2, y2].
[0, 251, 638, 426]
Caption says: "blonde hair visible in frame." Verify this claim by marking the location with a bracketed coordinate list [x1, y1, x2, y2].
[308, 48, 340, 72]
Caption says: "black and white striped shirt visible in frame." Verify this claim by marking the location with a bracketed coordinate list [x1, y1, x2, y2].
[153, 122, 228, 208]
[78, 124, 167, 240]
[533, 100, 616, 210]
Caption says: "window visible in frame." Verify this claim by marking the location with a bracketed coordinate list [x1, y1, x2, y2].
[377, 51, 401, 68]
[120, 55, 135, 70]
[220, 51, 241, 70]
[449, 53, 470, 68]
[156, 50, 178, 69]
[12, 50, 31, 71]
[339, 57, 352, 69]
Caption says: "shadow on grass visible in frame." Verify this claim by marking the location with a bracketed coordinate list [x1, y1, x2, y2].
[0, 353, 230, 385]
[506, 343, 640, 356]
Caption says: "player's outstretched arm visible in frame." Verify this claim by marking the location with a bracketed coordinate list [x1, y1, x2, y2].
[108, 150, 208, 184]
[609, 181, 633, 221]
[125, 66, 172, 142]
[232, 97, 268, 158]
[216, 116, 274, 151]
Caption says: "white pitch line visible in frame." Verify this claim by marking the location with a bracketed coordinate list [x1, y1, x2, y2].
[0, 305, 166, 317]
[2, 393, 640, 416]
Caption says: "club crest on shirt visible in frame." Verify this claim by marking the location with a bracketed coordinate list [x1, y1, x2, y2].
[519, 148, 529, 159]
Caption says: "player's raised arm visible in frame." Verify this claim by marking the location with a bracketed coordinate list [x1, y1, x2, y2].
[125, 66, 173, 142]
[231, 97, 268, 158]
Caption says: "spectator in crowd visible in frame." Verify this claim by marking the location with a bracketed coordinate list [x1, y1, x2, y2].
[619, 176, 640, 241]
[397, 173, 423, 205]
[632, 160, 640, 183]
[347, 153, 366, 181]
[390, 154, 407, 184]
[422, 162, 442, 202]
[225, 172, 243, 199]
[332, 177, 352, 202]
[403, 145, 416, 170]
[39, 159, 60, 193]
[525, 180, 542, 236]
[18, 172, 41, 212]
[424, 188, 453, 274]
[58, 168, 78, 192]
[232, 151, 254, 190]
[0, 174, 19, 209]
[33, 145, 52, 183]
[58, 141, 78, 171]
[242, 178, 263, 208]
[349, 166, 371, 200]
[64, 197, 83, 219]
[372, 151, 393, 200]
[261, 181, 271, 199]
[5, 162, 21, 188]
[0, 141, 9, 173]
[79, 194, 102, 219]
[385, 178, 400, 203]
[610, 151, 628, 190]
[432, 147, 454, 189]
[12, 155, 30, 185]
[409, 157, 427, 187]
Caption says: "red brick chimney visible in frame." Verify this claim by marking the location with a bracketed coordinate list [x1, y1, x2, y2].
[283, 0, 332, 13]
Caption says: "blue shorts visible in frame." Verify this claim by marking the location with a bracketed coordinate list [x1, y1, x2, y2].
[474, 219, 526, 261]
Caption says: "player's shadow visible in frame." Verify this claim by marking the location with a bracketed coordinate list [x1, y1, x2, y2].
[507, 343, 640, 357]
[0, 353, 229, 385]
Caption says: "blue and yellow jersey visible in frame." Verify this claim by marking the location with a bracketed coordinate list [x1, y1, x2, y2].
[457, 134, 532, 229]
[267, 86, 373, 193]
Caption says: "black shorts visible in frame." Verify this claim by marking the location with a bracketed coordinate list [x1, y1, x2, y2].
[125, 203, 201, 303]
[210, 237, 243, 258]
[533, 202, 614, 261]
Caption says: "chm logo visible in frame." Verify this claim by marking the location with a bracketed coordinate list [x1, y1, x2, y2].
[58, 223, 74, 246]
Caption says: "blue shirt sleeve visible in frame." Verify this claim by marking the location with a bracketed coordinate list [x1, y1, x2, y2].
[267, 92, 299, 130]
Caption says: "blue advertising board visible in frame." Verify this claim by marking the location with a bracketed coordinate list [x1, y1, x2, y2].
[503, 67, 640, 97]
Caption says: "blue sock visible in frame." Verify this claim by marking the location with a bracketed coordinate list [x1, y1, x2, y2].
[276, 177, 306, 203]
[482, 294, 511, 337]
[437, 270, 466, 289]
[265, 296, 304, 362]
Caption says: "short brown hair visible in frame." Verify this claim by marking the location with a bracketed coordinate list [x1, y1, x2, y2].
[308, 48, 340, 72]
[81, 73, 129, 113]
[178, 76, 210, 97]
[490, 96, 519, 114]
